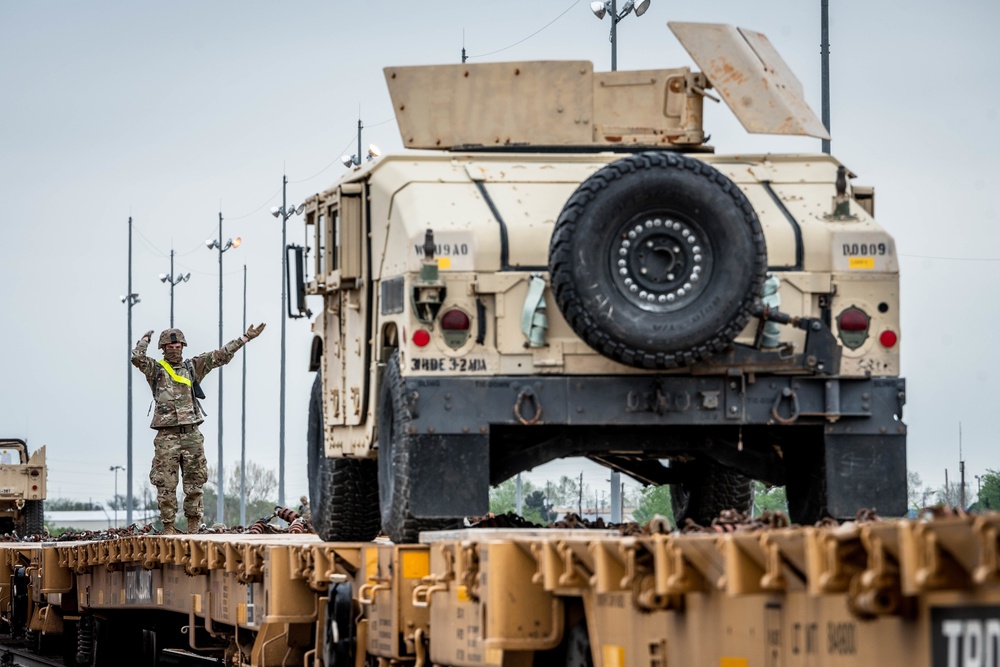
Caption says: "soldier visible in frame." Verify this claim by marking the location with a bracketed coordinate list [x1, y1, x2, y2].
[132, 325, 266, 534]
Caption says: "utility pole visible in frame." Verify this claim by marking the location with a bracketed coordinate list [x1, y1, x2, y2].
[240, 265, 248, 527]
[516, 473, 523, 517]
[578, 471, 584, 516]
[959, 422, 966, 509]
[218, 211, 225, 524]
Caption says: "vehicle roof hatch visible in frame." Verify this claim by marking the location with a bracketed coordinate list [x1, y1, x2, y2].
[668, 22, 831, 140]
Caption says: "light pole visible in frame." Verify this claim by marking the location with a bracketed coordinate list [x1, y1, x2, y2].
[205, 214, 241, 524]
[591, 0, 649, 522]
[270, 177, 304, 508]
[590, 0, 650, 72]
[240, 264, 248, 526]
[159, 248, 191, 328]
[119, 216, 140, 526]
[110, 465, 125, 527]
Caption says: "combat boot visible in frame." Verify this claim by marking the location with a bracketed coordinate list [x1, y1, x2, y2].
[161, 521, 177, 535]
[186, 516, 202, 533]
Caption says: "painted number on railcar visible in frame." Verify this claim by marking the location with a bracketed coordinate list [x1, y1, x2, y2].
[931, 606, 1000, 667]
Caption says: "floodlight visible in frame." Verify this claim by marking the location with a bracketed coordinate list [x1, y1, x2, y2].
[368, 144, 381, 159]
[621, 0, 635, 16]
[295, 203, 306, 215]
[634, 0, 650, 16]
[271, 206, 281, 218]
[183, 273, 191, 281]
[205, 239, 216, 249]
[341, 155, 355, 167]
[159, 273, 168, 282]
[590, 1, 607, 19]
[232, 237, 242, 249]
[119, 295, 126, 303]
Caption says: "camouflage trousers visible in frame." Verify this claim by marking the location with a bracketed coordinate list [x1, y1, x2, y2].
[150, 425, 208, 524]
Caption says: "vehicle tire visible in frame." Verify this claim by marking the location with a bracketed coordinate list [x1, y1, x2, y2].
[378, 352, 462, 544]
[549, 151, 767, 369]
[308, 372, 381, 542]
[670, 462, 754, 527]
[23, 500, 43, 536]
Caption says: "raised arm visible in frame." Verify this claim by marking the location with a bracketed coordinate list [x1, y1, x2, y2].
[191, 323, 266, 381]
[131, 330, 158, 387]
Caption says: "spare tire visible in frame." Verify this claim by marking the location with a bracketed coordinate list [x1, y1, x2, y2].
[549, 151, 767, 369]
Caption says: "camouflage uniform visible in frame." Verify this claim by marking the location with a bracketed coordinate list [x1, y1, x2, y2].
[132, 333, 246, 527]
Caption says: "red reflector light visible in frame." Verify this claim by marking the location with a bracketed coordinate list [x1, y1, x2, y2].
[441, 309, 471, 331]
[837, 307, 870, 331]
[879, 330, 898, 348]
[31, 485, 37, 491]
[413, 329, 431, 347]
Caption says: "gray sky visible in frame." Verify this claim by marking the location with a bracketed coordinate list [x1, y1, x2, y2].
[2, 1, 998, 513]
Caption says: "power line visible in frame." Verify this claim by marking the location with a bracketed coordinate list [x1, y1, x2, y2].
[468, 0, 581, 59]
[290, 116, 395, 185]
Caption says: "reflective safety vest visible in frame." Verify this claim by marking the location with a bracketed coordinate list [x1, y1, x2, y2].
[157, 359, 192, 387]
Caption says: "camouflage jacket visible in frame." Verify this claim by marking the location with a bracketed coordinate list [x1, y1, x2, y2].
[132, 336, 245, 429]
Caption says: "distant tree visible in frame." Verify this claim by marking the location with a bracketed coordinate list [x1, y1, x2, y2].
[936, 478, 970, 508]
[975, 469, 1000, 511]
[907, 470, 926, 510]
[753, 482, 788, 516]
[46, 498, 103, 511]
[202, 461, 279, 527]
[489, 477, 540, 518]
[632, 485, 673, 526]
[523, 490, 554, 525]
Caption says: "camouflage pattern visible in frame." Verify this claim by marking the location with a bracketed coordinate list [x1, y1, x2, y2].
[132, 335, 245, 429]
[150, 426, 207, 524]
[158, 328, 188, 348]
[132, 331, 248, 525]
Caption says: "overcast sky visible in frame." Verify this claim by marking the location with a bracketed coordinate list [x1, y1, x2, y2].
[2, 1, 998, 515]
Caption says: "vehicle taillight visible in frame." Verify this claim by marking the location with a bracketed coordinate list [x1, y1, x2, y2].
[441, 309, 470, 331]
[440, 308, 472, 349]
[836, 306, 870, 350]
[29, 470, 39, 477]
[413, 330, 431, 347]
[879, 329, 898, 349]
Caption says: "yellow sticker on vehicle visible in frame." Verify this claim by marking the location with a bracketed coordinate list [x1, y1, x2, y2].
[401, 550, 429, 579]
[457, 585, 470, 602]
[720, 658, 748, 667]
[603, 645, 625, 667]
[437, 256, 452, 270]
[848, 257, 875, 269]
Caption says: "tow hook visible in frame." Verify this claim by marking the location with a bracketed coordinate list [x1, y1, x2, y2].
[771, 387, 800, 424]
[514, 388, 543, 425]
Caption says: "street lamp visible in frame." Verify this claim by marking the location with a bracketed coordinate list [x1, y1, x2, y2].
[206, 213, 241, 525]
[340, 118, 381, 168]
[589, 0, 650, 72]
[110, 465, 125, 527]
[120, 216, 141, 526]
[271, 176, 304, 508]
[159, 248, 191, 328]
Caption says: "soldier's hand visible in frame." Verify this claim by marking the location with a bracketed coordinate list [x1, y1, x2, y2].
[142, 330, 154, 342]
[245, 323, 266, 340]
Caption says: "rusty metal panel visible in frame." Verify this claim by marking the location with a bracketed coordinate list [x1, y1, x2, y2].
[669, 21, 830, 139]
[385, 61, 594, 149]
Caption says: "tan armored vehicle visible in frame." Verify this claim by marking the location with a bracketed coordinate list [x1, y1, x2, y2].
[299, 23, 905, 543]
[0, 439, 46, 535]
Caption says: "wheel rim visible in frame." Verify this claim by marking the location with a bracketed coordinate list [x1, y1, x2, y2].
[610, 213, 714, 313]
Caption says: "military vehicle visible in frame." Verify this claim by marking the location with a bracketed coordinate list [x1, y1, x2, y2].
[300, 22, 906, 543]
[0, 439, 46, 535]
